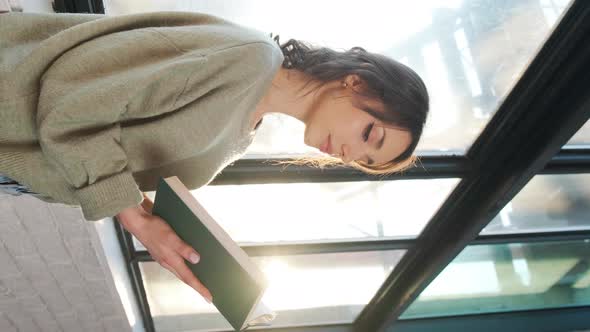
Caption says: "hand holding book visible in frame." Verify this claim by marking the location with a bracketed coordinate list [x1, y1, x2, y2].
[115, 195, 213, 303]
[151, 176, 277, 331]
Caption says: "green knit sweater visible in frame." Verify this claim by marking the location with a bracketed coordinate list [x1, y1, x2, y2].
[0, 11, 284, 221]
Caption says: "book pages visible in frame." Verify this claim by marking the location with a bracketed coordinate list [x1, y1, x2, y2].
[244, 300, 277, 330]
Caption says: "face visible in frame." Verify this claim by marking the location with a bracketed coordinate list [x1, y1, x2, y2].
[303, 75, 412, 166]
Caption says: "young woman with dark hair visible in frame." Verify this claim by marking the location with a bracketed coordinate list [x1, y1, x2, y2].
[1, 11, 429, 303]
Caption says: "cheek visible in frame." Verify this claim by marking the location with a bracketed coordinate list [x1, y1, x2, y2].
[341, 111, 364, 135]
[307, 102, 331, 130]
[308, 93, 357, 140]
[303, 111, 322, 147]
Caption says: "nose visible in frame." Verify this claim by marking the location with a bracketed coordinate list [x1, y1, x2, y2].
[341, 144, 360, 164]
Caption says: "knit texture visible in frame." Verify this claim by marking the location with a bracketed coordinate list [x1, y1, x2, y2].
[0, 11, 284, 221]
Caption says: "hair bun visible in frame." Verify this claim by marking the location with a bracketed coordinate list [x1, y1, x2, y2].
[270, 33, 305, 69]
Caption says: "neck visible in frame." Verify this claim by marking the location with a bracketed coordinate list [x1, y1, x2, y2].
[252, 68, 319, 128]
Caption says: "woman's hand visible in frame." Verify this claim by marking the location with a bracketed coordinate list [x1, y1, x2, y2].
[116, 194, 213, 303]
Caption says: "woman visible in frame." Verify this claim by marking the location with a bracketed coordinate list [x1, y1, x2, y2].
[1, 11, 429, 303]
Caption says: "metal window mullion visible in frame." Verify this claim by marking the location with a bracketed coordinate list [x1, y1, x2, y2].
[539, 148, 590, 174]
[114, 220, 156, 332]
[131, 238, 417, 262]
[474, 230, 590, 246]
[210, 155, 470, 185]
[211, 149, 590, 185]
[130, 229, 590, 260]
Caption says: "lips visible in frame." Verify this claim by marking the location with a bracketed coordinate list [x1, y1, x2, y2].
[319, 135, 332, 154]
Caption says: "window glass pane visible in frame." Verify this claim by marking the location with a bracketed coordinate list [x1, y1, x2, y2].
[481, 174, 590, 235]
[141, 250, 405, 331]
[103, 0, 572, 156]
[132, 179, 458, 250]
[401, 239, 590, 319]
[565, 120, 590, 147]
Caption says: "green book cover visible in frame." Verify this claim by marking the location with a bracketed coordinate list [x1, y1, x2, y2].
[151, 176, 277, 331]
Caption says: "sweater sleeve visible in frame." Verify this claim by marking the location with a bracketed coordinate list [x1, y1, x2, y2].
[36, 28, 206, 221]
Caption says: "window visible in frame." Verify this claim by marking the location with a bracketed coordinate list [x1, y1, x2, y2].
[482, 174, 590, 235]
[135, 179, 457, 251]
[140, 250, 406, 331]
[401, 240, 590, 319]
[566, 120, 590, 147]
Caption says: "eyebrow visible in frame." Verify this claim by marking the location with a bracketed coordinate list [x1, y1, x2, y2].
[367, 126, 386, 165]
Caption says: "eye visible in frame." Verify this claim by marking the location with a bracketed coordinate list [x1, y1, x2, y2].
[363, 122, 374, 142]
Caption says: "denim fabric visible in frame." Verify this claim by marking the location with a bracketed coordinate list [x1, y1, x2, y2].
[0, 173, 40, 196]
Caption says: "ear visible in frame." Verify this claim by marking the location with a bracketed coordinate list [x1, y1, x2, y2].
[344, 74, 363, 88]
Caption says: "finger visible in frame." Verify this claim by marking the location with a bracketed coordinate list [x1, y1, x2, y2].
[167, 234, 201, 265]
[141, 192, 153, 214]
[172, 257, 212, 302]
[178, 243, 200, 265]
[162, 263, 213, 303]
[160, 262, 176, 275]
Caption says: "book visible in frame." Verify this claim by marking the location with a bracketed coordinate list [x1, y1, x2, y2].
[151, 176, 277, 331]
